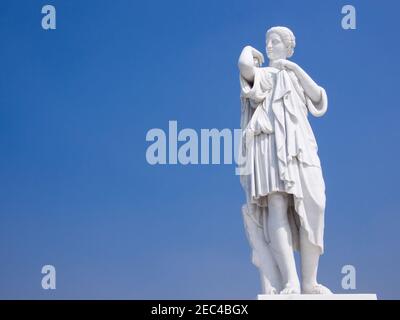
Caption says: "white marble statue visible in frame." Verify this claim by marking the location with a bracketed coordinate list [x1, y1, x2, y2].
[238, 26, 332, 295]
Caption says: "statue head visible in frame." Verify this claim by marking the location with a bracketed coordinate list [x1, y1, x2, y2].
[265, 26, 296, 60]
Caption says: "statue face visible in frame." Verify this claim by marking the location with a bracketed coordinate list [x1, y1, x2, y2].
[266, 32, 288, 61]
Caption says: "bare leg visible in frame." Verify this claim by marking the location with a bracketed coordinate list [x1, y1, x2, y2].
[300, 227, 332, 294]
[267, 192, 300, 294]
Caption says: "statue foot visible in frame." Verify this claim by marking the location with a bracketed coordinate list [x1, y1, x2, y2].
[279, 283, 301, 295]
[265, 287, 278, 295]
[302, 283, 332, 294]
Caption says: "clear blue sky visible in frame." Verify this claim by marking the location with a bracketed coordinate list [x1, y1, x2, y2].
[0, 0, 399, 299]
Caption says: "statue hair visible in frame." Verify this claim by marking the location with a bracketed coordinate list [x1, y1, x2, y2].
[266, 26, 296, 58]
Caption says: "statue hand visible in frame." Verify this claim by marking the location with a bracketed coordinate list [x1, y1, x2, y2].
[249, 46, 265, 66]
[272, 59, 298, 71]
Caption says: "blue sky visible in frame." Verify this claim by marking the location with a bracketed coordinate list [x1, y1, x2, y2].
[0, 0, 399, 299]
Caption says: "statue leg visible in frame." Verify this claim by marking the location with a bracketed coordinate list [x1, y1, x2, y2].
[267, 192, 300, 294]
[300, 228, 332, 294]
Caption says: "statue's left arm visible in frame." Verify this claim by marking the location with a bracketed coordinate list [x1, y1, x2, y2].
[273, 59, 328, 117]
[289, 63, 322, 103]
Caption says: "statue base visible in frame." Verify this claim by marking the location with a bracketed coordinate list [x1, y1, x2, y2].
[258, 293, 377, 300]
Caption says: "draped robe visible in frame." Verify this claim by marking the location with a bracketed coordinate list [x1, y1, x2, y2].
[238, 67, 328, 291]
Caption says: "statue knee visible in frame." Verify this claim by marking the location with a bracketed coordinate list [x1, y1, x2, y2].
[268, 192, 288, 212]
[268, 192, 289, 226]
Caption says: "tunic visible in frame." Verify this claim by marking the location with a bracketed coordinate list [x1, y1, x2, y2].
[239, 66, 328, 254]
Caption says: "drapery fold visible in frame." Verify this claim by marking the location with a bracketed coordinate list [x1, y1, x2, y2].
[239, 67, 328, 254]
